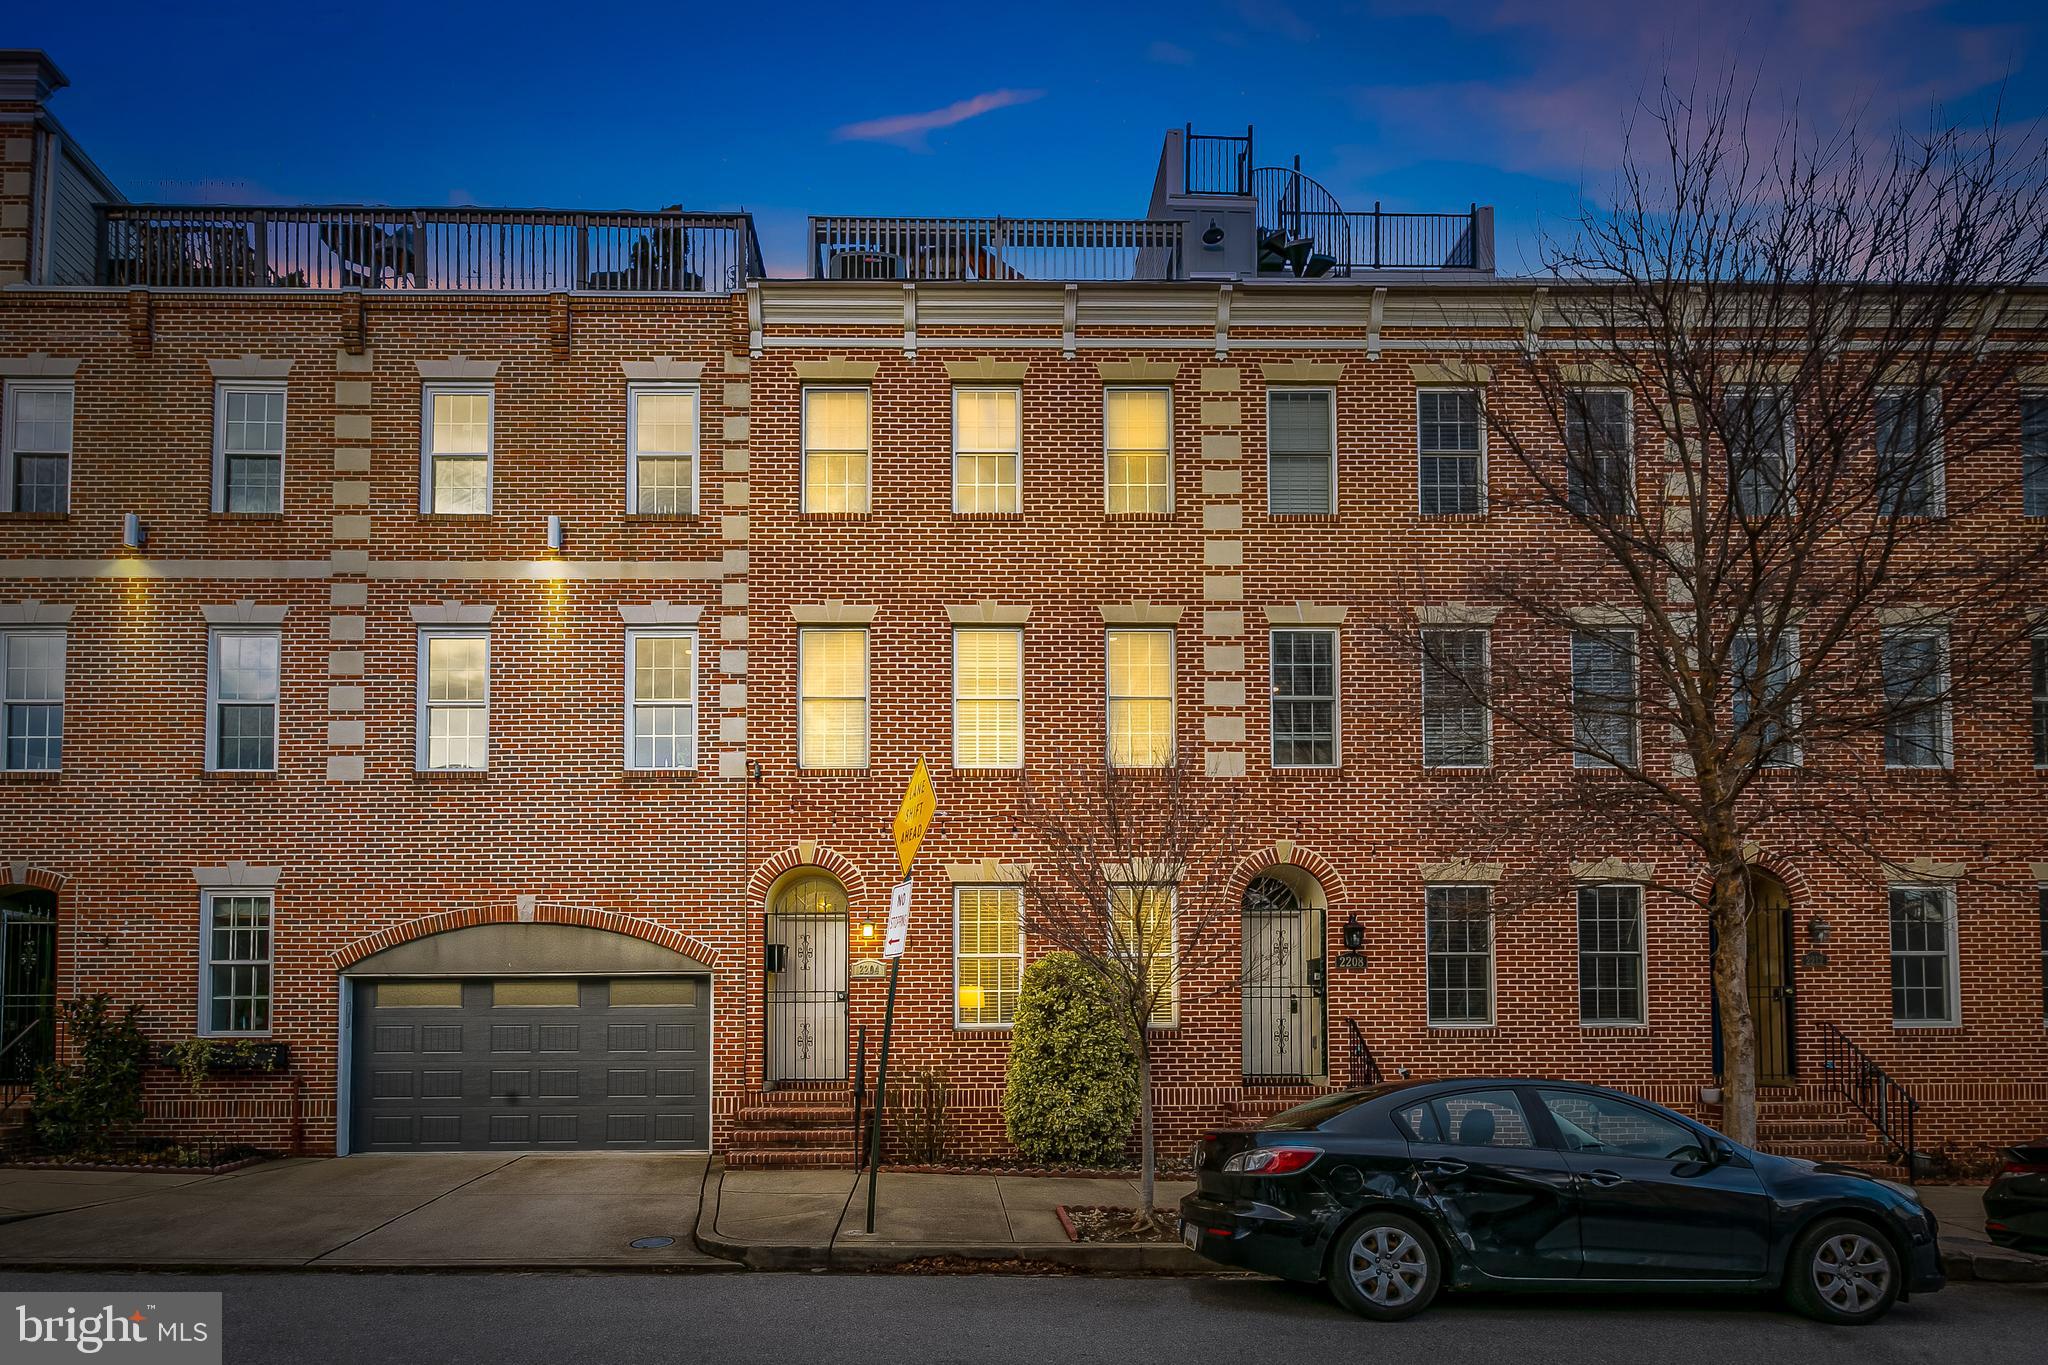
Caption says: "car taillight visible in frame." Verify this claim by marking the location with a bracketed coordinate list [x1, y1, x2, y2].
[1222, 1146, 1322, 1175]
[2000, 1161, 2048, 1176]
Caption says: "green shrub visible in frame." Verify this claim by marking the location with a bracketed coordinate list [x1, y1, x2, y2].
[1003, 952, 1139, 1166]
[28, 996, 151, 1156]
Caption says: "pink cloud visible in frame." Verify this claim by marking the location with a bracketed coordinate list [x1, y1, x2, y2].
[833, 89, 1046, 149]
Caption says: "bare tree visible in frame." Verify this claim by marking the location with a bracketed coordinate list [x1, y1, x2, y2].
[1399, 78, 2048, 1146]
[1014, 761, 1252, 1216]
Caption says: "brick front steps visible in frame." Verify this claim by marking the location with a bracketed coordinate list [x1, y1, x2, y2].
[1715, 1092, 1908, 1177]
[725, 1086, 859, 1169]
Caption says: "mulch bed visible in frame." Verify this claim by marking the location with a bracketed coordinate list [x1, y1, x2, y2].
[866, 1256, 1084, 1275]
[880, 1162, 1192, 1179]
[0, 1147, 272, 1175]
[1057, 1204, 1182, 1244]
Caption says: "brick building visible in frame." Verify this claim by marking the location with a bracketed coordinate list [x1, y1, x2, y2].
[1, 52, 2043, 1167]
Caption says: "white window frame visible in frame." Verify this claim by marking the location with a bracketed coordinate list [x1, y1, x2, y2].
[1424, 885, 1495, 1028]
[952, 884, 1024, 1029]
[1725, 385, 1796, 517]
[1875, 387, 1946, 518]
[1110, 883, 1178, 1028]
[2, 379, 75, 515]
[1888, 883, 1960, 1028]
[198, 889, 273, 1038]
[205, 627, 281, 773]
[1882, 625, 1953, 771]
[1265, 386, 1337, 516]
[211, 380, 287, 514]
[1105, 626, 1176, 768]
[1416, 387, 1486, 516]
[623, 627, 698, 771]
[797, 626, 870, 770]
[801, 385, 872, 515]
[1269, 626, 1340, 769]
[0, 627, 64, 772]
[1564, 386, 1635, 514]
[1733, 628, 1804, 768]
[1104, 385, 1173, 516]
[1570, 627, 1640, 770]
[2034, 629, 2048, 770]
[1576, 883, 1648, 1027]
[951, 626, 1023, 771]
[415, 627, 491, 771]
[419, 382, 495, 515]
[625, 382, 700, 516]
[1419, 627, 1492, 769]
[952, 385, 1022, 515]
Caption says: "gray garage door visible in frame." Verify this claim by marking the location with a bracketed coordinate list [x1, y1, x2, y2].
[350, 976, 708, 1151]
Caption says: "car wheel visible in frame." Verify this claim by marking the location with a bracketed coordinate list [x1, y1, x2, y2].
[1327, 1211, 1442, 1322]
[1784, 1217, 1902, 1325]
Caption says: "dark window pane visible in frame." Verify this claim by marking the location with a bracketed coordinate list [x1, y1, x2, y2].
[1421, 630, 1489, 766]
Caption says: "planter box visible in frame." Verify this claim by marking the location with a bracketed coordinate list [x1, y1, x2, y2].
[155, 1042, 290, 1075]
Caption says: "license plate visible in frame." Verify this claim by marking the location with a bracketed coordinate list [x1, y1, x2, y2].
[1181, 1220, 1202, 1250]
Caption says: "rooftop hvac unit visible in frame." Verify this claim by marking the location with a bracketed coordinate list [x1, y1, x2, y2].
[827, 249, 906, 280]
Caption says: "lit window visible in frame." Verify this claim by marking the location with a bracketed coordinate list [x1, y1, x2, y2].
[1890, 884, 1957, 1026]
[1724, 388, 1792, 517]
[418, 630, 489, 770]
[1268, 389, 1334, 515]
[629, 385, 698, 515]
[1565, 389, 1631, 514]
[953, 627, 1021, 769]
[208, 629, 279, 772]
[799, 627, 868, 769]
[1732, 630, 1802, 767]
[1271, 628, 1336, 767]
[1, 628, 63, 771]
[1418, 389, 1482, 515]
[1105, 387, 1171, 514]
[1111, 885, 1176, 1025]
[954, 886, 1022, 1026]
[1106, 628, 1174, 767]
[626, 629, 696, 770]
[1577, 885, 1644, 1025]
[3, 380, 73, 514]
[1426, 886, 1493, 1026]
[954, 388, 1020, 514]
[423, 386, 492, 514]
[803, 387, 870, 514]
[1876, 391, 1944, 517]
[1571, 629, 1638, 768]
[1420, 628, 1489, 767]
[214, 384, 285, 513]
[202, 891, 272, 1035]
[1882, 626, 1951, 769]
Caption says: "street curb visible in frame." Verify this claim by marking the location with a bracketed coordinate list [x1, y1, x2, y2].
[1942, 1246, 2048, 1284]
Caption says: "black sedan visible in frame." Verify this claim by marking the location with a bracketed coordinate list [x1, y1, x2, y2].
[1984, 1139, 2048, 1252]
[1180, 1078, 1943, 1325]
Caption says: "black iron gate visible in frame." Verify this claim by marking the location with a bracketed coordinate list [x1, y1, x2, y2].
[765, 875, 848, 1084]
[1, 891, 57, 1085]
[1241, 877, 1326, 1082]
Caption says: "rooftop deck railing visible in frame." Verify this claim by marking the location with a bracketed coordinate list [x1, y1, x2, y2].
[91, 205, 764, 292]
[1269, 206, 1485, 274]
[1184, 124, 1254, 197]
[808, 216, 1184, 282]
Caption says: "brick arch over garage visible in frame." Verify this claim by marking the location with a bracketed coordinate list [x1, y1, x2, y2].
[747, 844, 870, 909]
[329, 903, 723, 972]
[1228, 841, 1349, 911]
[2, 863, 68, 894]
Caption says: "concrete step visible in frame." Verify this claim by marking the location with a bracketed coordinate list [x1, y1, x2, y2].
[724, 1146, 859, 1169]
[726, 1127, 858, 1148]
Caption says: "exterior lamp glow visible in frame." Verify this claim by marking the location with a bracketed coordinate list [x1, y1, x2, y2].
[860, 918, 876, 940]
[545, 514, 564, 552]
[122, 513, 148, 550]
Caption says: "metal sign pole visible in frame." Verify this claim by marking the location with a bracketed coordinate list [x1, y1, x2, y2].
[863, 937, 901, 1236]
[865, 760, 932, 1237]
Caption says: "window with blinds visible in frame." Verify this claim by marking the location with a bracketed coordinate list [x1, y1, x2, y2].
[803, 387, 871, 514]
[1882, 626, 1951, 769]
[1107, 628, 1174, 767]
[1732, 630, 1802, 767]
[1571, 629, 1638, 768]
[954, 887, 1022, 1026]
[2025, 396, 2048, 518]
[954, 387, 1020, 514]
[800, 627, 868, 769]
[1105, 388, 1171, 514]
[1876, 391, 1944, 517]
[953, 627, 1022, 769]
[1420, 628, 1489, 766]
[1111, 885, 1177, 1026]
[1565, 389, 1631, 514]
[1267, 389, 1334, 515]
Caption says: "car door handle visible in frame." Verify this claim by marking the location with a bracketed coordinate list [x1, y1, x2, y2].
[1427, 1160, 1469, 1176]
[1585, 1169, 1627, 1188]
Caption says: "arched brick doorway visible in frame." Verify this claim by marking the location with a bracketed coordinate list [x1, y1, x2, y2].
[0, 887, 57, 1085]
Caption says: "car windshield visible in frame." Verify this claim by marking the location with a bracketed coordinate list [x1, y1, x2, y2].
[1257, 1085, 1404, 1131]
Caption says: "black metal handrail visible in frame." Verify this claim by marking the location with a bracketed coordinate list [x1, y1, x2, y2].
[0, 1018, 46, 1116]
[1344, 1017, 1383, 1087]
[851, 1024, 868, 1168]
[1185, 125, 1253, 196]
[1818, 1021, 1921, 1168]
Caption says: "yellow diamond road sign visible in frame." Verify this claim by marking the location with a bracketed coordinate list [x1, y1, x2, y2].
[893, 758, 936, 877]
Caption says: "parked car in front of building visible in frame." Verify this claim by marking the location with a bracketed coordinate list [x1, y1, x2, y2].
[1984, 1140, 2048, 1253]
[1179, 1078, 1943, 1324]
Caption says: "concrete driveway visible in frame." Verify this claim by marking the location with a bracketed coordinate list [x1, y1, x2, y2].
[0, 1154, 725, 1269]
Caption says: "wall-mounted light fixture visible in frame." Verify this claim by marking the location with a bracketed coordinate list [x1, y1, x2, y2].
[121, 513, 148, 551]
[1341, 913, 1365, 953]
[545, 515, 564, 553]
[1807, 915, 1832, 944]
[1201, 219, 1226, 250]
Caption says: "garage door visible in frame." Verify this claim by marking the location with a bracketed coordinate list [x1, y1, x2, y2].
[350, 976, 709, 1151]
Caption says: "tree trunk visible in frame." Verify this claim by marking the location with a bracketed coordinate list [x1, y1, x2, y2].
[1136, 1043, 1156, 1217]
[1708, 864, 1758, 1147]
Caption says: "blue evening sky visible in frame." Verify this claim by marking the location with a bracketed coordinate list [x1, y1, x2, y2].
[14, 1, 2047, 277]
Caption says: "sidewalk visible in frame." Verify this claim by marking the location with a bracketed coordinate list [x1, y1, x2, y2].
[696, 1164, 1207, 1271]
[1919, 1185, 2048, 1284]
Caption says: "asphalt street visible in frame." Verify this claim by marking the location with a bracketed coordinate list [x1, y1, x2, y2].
[2, 1272, 2044, 1364]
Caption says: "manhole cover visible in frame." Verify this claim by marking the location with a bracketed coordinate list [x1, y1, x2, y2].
[629, 1237, 676, 1250]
